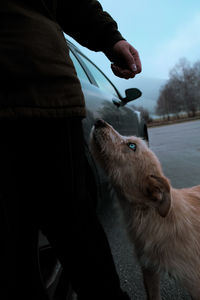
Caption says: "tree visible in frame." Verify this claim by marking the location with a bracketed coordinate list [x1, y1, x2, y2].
[156, 58, 200, 118]
[156, 79, 183, 118]
[193, 61, 200, 111]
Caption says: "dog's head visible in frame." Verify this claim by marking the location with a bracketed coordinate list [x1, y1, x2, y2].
[90, 119, 171, 217]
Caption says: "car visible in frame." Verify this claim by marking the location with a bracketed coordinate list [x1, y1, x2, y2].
[68, 39, 148, 207]
[38, 39, 149, 299]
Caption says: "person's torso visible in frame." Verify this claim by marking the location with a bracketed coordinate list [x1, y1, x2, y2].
[0, 0, 85, 118]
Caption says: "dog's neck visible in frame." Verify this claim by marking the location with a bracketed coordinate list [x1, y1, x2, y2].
[119, 186, 200, 241]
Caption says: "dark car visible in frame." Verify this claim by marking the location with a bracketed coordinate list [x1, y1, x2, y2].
[38, 40, 149, 299]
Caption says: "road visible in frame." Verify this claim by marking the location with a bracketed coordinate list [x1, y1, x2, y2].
[149, 120, 200, 189]
[98, 120, 200, 300]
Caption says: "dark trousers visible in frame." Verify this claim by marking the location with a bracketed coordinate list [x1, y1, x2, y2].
[0, 118, 125, 300]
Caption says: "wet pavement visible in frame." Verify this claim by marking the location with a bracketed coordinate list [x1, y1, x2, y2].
[98, 120, 200, 300]
[148, 120, 200, 189]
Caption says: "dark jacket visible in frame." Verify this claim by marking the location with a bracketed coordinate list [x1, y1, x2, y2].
[0, 0, 124, 118]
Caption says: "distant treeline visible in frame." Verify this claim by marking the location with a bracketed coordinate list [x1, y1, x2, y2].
[156, 58, 200, 118]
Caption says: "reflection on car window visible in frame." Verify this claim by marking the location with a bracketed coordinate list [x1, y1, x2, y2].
[69, 51, 90, 83]
[78, 54, 119, 98]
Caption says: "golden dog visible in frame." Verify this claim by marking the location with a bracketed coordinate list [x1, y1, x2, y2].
[90, 119, 200, 300]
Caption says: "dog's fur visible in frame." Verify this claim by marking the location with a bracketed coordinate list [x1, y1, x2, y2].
[90, 119, 200, 300]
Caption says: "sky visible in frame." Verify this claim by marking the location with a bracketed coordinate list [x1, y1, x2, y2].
[67, 0, 200, 113]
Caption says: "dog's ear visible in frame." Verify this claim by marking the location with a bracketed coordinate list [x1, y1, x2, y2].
[144, 175, 171, 217]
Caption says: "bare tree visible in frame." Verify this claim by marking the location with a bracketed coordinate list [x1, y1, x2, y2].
[193, 60, 200, 111]
[156, 58, 200, 118]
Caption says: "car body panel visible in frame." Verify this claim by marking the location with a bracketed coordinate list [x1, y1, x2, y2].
[67, 40, 149, 206]
[68, 40, 148, 141]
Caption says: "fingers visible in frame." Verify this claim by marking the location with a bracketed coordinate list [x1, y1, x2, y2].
[111, 40, 142, 79]
[123, 45, 142, 75]
[111, 63, 136, 79]
[122, 46, 138, 74]
[129, 45, 142, 74]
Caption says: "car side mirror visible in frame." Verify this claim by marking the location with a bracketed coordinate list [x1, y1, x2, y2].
[124, 88, 142, 103]
[113, 88, 142, 108]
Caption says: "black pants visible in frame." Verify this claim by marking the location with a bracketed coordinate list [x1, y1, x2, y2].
[0, 118, 127, 300]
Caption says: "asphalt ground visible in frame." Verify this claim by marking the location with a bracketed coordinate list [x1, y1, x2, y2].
[97, 120, 200, 300]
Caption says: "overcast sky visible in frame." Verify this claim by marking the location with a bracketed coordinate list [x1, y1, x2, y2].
[68, 0, 200, 81]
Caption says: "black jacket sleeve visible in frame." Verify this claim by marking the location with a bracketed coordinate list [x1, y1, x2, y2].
[56, 0, 125, 54]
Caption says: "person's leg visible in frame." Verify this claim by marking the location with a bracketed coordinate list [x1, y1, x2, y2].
[37, 118, 129, 299]
[0, 121, 49, 300]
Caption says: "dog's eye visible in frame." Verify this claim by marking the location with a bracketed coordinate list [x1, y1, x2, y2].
[128, 143, 136, 151]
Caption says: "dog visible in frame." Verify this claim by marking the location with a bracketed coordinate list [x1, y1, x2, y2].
[90, 119, 200, 300]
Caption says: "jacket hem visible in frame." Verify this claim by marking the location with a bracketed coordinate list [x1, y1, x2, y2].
[0, 106, 86, 119]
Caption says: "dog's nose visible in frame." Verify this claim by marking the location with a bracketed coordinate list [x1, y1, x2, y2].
[94, 119, 107, 128]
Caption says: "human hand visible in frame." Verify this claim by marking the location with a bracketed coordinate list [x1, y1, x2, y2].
[108, 40, 142, 79]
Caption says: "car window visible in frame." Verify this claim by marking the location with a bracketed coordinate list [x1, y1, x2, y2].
[78, 54, 119, 98]
[69, 51, 90, 83]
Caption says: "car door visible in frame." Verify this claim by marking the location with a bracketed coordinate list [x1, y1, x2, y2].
[69, 44, 145, 140]
[68, 45, 125, 203]
[68, 43, 147, 207]
[68, 46, 123, 143]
